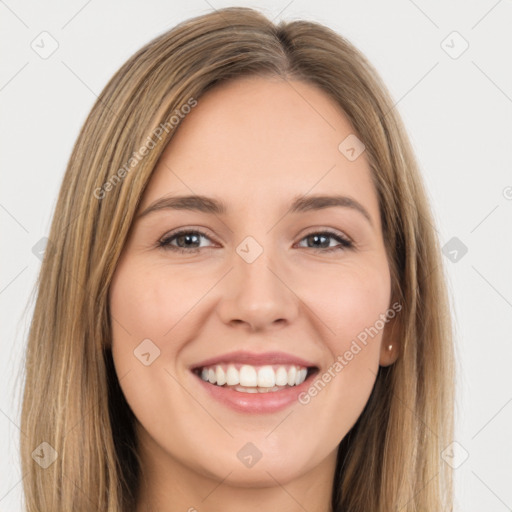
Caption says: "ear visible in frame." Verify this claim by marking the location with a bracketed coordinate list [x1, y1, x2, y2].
[379, 304, 402, 367]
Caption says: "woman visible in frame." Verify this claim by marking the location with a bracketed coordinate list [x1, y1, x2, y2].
[20, 6, 455, 511]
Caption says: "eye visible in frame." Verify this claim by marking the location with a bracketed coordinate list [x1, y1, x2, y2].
[295, 230, 354, 253]
[158, 229, 215, 253]
[158, 228, 354, 254]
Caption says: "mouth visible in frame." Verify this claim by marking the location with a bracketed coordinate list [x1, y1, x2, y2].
[189, 350, 320, 413]
[192, 363, 319, 393]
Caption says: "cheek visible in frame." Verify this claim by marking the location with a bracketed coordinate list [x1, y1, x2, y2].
[108, 260, 187, 406]
[110, 263, 176, 339]
[303, 259, 391, 351]
[294, 261, 391, 428]
[108, 258, 215, 396]
[108, 260, 194, 435]
[109, 257, 209, 352]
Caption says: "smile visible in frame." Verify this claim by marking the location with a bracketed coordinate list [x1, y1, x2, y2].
[189, 350, 319, 413]
[195, 363, 311, 393]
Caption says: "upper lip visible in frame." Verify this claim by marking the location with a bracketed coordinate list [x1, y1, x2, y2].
[190, 350, 318, 370]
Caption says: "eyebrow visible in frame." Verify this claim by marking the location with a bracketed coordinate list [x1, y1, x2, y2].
[137, 193, 373, 226]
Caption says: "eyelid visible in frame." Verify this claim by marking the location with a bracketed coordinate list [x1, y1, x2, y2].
[299, 227, 353, 243]
[158, 227, 219, 247]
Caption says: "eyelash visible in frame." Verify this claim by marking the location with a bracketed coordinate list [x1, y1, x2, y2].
[157, 229, 354, 254]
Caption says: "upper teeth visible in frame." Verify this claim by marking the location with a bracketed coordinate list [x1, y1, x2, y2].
[199, 364, 308, 388]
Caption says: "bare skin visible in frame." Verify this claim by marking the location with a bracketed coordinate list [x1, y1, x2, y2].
[109, 75, 400, 512]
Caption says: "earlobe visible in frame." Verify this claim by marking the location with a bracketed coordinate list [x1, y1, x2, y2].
[379, 316, 400, 367]
[379, 342, 399, 366]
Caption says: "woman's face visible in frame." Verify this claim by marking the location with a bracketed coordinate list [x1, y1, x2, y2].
[109, 76, 399, 489]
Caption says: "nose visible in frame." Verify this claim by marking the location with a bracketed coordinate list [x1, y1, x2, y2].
[216, 245, 299, 332]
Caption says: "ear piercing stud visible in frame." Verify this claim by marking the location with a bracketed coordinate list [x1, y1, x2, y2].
[387, 344, 393, 351]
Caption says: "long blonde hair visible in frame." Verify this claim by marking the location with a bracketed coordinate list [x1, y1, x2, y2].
[19, 7, 455, 511]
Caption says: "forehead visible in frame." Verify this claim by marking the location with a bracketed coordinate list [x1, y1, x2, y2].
[139, 76, 379, 226]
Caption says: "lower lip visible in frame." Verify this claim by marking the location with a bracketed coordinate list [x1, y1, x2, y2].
[192, 371, 315, 414]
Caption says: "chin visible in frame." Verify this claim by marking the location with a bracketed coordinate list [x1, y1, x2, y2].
[204, 458, 311, 487]
[188, 441, 323, 488]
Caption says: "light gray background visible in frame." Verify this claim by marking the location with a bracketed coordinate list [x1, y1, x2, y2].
[1, 1, 511, 510]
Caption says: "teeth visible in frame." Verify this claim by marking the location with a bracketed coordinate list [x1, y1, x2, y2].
[239, 365, 257, 387]
[198, 363, 310, 390]
[287, 366, 297, 386]
[237, 387, 258, 393]
[236, 385, 287, 393]
[275, 366, 288, 386]
[257, 366, 275, 388]
[216, 366, 226, 386]
[226, 365, 239, 385]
